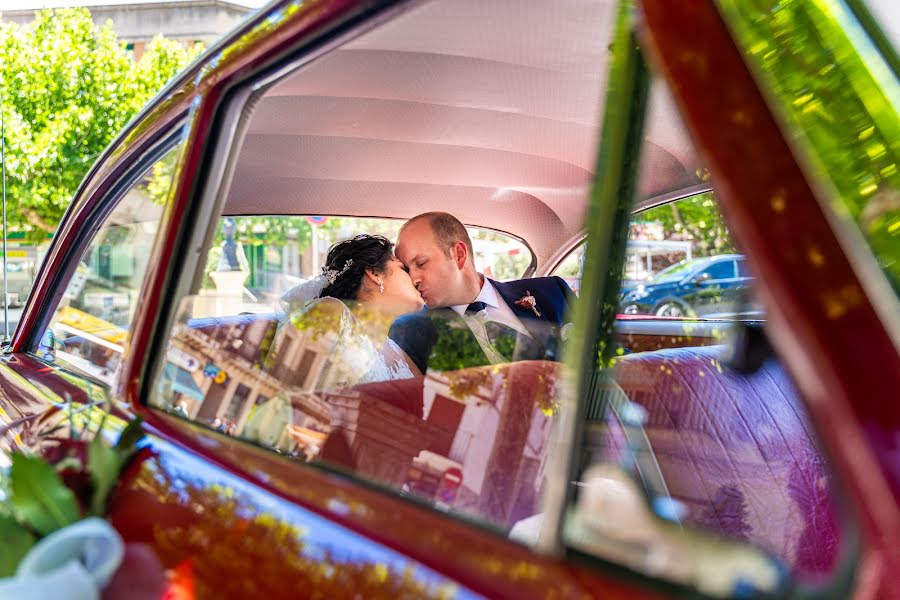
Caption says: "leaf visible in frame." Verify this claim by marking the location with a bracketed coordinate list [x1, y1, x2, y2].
[0, 513, 36, 577]
[114, 417, 144, 459]
[9, 454, 81, 536]
[88, 435, 120, 516]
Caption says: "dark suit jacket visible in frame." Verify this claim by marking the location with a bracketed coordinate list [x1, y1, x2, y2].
[389, 276, 575, 373]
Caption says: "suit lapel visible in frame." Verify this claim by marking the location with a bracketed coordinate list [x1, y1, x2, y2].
[491, 279, 553, 354]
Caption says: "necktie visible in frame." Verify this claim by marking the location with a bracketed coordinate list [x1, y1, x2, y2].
[465, 301, 487, 316]
[483, 320, 517, 361]
[462, 302, 511, 362]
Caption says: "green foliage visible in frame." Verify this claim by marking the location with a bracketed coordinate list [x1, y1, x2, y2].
[427, 315, 492, 372]
[717, 0, 900, 290]
[0, 9, 202, 238]
[9, 454, 81, 536]
[0, 513, 35, 577]
[639, 191, 735, 257]
[0, 408, 144, 574]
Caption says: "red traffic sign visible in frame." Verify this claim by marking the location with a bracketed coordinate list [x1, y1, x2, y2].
[442, 467, 463, 490]
[305, 215, 328, 226]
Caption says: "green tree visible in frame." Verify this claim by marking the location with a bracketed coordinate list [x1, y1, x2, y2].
[0, 9, 202, 238]
[638, 191, 736, 258]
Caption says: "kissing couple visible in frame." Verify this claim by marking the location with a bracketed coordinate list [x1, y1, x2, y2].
[280, 211, 575, 388]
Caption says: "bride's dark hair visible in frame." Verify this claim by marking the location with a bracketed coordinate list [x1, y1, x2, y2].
[319, 234, 394, 300]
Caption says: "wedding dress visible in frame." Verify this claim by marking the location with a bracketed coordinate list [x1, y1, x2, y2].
[309, 297, 415, 387]
[272, 296, 414, 391]
[245, 297, 415, 451]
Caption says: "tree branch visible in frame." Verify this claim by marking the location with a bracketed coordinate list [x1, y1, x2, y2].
[23, 209, 58, 233]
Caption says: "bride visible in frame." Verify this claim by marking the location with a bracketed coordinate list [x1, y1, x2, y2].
[274, 234, 425, 388]
[244, 234, 424, 454]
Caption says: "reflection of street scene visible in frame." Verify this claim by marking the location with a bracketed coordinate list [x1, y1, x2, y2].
[161, 315, 330, 450]
[153, 304, 561, 529]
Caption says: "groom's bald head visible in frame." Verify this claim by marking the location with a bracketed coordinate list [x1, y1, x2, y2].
[397, 212, 482, 308]
[400, 212, 474, 259]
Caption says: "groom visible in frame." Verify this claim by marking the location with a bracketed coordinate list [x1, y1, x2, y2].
[389, 212, 574, 373]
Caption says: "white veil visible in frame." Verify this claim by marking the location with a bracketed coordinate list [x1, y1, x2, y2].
[280, 275, 328, 313]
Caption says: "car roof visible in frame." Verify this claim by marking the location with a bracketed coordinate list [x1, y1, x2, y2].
[222, 0, 704, 265]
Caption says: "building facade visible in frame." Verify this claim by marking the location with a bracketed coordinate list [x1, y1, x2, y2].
[1, 1, 254, 58]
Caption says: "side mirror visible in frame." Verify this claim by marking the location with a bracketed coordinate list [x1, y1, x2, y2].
[567, 465, 786, 598]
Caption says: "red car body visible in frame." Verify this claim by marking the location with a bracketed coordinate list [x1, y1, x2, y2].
[1, 0, 898, 598]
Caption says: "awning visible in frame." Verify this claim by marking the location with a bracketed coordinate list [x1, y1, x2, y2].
[163, 363, 205, 402]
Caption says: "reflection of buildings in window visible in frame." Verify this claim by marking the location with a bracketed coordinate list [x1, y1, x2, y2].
[167, 317, 330, 439]
[266, 324, 336, 390]
[163, 313, 560, 528]
[414, 368, 556, 527]
[224, 383, 252, 422]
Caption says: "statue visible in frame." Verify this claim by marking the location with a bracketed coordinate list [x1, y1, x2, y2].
[218, 217, 248, 272]
[209, 217, 250, 316]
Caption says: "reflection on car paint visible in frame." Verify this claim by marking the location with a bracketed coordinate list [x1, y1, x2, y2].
[111, 439, 478, 598]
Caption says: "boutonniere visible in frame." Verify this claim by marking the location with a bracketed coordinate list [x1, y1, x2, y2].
[515, 291, 541, 317]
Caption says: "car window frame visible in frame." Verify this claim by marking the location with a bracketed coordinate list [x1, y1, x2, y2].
[22, 126, 189, 386]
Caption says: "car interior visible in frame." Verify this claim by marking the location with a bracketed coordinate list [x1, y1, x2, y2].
[38, 0, 848, 596]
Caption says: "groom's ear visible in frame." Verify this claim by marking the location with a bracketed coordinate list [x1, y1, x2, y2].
[452, 241, 468, 269]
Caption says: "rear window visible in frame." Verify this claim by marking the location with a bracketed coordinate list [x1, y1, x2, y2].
[192, 216, 533, 317]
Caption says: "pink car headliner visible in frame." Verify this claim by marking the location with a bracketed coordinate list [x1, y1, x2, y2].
[224, 0, 702, 265]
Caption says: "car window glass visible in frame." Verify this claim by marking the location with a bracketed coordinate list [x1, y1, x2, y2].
[567, 198, 844, 594]
[564, 65, 847, 592]
[147, 0, 612, 542]
[150, 215, 565, 533]
[33, 142, 183, 384]
[619, 192, 761, 320]
[551, 245, 585, 296]
[700, 260, 735, 280]
[187, 216, 533, 320]
[152, 290, 570, 534]
[555, 193, 762, 320]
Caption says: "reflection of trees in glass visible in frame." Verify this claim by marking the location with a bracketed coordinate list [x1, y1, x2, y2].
[639, 192, 735, 258]
[443, 362, 560, 416]
[140, 145, 183, 206]
[717, 0, 900, 291]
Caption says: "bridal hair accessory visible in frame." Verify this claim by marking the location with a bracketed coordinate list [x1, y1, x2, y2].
[323, 259, 354, 285]
[515, 291, 541, 317]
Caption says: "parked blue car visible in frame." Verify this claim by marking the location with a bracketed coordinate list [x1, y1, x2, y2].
[619, 254, 755, 318]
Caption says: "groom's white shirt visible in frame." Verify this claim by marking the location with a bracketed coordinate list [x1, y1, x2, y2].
[449, 276, 530, 335]
[447, 277, 533, 364]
